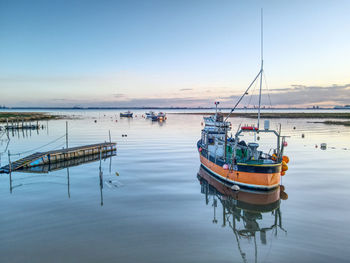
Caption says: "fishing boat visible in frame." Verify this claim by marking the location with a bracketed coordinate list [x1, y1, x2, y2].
[120, 111, 133, 118]
[197, 12, 289, 190]
[197, 166, 287, 262]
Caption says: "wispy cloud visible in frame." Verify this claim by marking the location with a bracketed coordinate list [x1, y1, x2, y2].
[222, 84, 350, 107]
[179, 88, 193, 91]
[113, 93, 126, 98]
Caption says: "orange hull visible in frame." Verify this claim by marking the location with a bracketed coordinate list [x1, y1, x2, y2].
[200, 155, 281, 190]
[198, 166, 280, 207]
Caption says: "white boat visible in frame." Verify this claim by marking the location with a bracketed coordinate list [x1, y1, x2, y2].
[145, 111, 155, 118]
[157, 112, 166, 119]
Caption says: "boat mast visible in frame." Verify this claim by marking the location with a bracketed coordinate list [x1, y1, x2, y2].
[215, 101, 219, 118]
[257, 8, 264, 130]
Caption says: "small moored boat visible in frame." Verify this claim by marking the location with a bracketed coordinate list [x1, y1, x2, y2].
[120, 111, 133, 118]
[145, 111, 155, 118]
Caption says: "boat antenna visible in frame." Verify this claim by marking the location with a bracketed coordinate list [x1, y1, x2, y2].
[224, 9, 264, 123]
[215, 101, 219, 117]
[257, 8, 264, 130]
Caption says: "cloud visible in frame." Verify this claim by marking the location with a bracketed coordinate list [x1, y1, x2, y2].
[179, 88, 193, 91]
[223, 83, 350, 107]
[113, 93, 126, 98]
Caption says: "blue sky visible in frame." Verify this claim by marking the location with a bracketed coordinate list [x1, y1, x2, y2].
[0, 0, 349, 107]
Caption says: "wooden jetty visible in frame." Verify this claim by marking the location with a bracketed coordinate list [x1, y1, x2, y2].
[0, 142, 116, 173]
[1, 118, 42, 130]
[15, 151, 116, 174]
[5, 124, 42, 130]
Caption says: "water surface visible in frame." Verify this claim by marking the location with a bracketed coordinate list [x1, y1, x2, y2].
[0, 110, 349, 263]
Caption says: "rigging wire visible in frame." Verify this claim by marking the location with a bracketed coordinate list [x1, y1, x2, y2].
[263, 71, 273, 107]
[239, 77, 259, 128]
[10, 134, 66, 156]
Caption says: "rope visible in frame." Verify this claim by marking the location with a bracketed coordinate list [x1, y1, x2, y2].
[263, 71, 272, 107]
[239, 77, 258, 128]
[10, 134, 66, 156]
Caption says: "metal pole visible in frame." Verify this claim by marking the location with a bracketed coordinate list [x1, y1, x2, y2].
[257, 8, 264, 130]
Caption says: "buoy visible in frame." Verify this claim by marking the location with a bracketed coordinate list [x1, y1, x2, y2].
[282, 155, 289, 164]
[282, 162, 288, 172]
[231, 185, 240, 191]
[94, 120, 97, 123]
[283, 141, 288, 147]
[223, 164, 229, 170]
[271, 154, 277, 161]
[280, 191, 288, 200]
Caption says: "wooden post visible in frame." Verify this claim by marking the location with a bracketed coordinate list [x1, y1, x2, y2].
[66, 121, 68, 149]
[99, 147, 103, 206]
[67, 167, 70, 198]
[8, 150, 12, 174]
[99, 147, 102, 168]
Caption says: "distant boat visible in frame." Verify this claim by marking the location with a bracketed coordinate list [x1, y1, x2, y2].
[146, 112, 166, 121]
[157, 112, 166, 120]
[120, 111, 133, 117]
[151, 115, 159, 121]
[145, 111, 155, 118]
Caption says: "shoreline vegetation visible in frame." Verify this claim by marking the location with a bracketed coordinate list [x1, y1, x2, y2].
[309, 121, 350, 126]
[0, 112, 62, 123]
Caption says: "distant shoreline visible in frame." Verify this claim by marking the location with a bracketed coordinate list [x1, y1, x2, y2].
[170, 112, 350, 119]
[0, 107, 349, 110]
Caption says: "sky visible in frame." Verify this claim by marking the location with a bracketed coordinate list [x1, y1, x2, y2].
[0, 0, 349, 108]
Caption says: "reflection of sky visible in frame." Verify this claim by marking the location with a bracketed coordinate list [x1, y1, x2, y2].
[1, 1, 350, 107]
[0, 110, 350, 262]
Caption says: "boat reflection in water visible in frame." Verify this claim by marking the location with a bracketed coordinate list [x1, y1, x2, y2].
[8, 151, 117, 206]
[197, 166, 288, 262]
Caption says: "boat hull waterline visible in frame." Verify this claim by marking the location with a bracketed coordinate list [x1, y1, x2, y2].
[199, 152, 281, 190]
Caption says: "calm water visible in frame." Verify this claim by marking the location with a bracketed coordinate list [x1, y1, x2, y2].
[0, 110, 349, 263]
